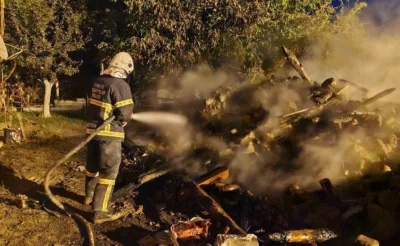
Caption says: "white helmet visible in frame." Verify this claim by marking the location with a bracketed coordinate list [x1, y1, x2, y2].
[108, 52, 134, 75]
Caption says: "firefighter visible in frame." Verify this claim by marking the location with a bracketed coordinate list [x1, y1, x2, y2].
[84, 52, 135, 224]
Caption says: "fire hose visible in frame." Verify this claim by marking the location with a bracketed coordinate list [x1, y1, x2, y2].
[44, 115, 116, 246]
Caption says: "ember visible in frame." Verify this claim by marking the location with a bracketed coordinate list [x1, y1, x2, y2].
[268, 229, 338, 243]
[170, 217, 211, 245]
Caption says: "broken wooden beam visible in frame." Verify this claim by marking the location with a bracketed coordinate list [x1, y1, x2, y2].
[282, 46, 313, 86]
[112, 166, 171, 201]
[138, 166, 171, 184]
[196, 166, 229, 186]
[360, 88, 396, 107]
[191, 178, 246, 235]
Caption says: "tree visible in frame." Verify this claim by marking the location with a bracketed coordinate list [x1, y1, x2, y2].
[93, 0, 269, 87]
[6, 0, 88, 117]
[92, 0, 366, 87]
[238, 1, 367, 77]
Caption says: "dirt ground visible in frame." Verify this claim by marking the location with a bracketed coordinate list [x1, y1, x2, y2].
[0, 112, 87, 245]
[0, 112, 144, 246]
[0, 111, 205, 246]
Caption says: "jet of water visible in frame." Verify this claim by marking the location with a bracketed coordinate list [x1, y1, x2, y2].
[131, 111, 188, 128]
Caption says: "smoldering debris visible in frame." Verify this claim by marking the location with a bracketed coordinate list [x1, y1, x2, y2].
[110, 45, 400, 245]
[268, 228, 338, 244]
[113, 164, 400, 245]
[215, 234, 259, 246]
[170, 217, 211, 245]
[356, 234, 380, 246]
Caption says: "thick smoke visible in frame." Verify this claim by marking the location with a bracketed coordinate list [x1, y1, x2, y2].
[283, 0, 400, 102]
[252, 1, 400, 193]
[157, 65, 239, 101]
[363, 0, 400, 28]
[128, 66, 237, 175]
[130, 1, 400, 196]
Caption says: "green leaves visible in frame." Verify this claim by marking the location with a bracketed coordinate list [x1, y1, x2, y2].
[4, 0, 368, 88]
[6, 0, 88, 83]
[108, 0, 366, 85]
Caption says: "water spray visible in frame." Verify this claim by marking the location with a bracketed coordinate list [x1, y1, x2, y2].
[131, 111, 188, 128]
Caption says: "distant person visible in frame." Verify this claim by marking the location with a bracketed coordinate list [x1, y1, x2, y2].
[84, 52, 134, 224]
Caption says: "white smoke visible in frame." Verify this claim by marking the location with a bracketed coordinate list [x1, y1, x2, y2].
[130, 2, 400, 195]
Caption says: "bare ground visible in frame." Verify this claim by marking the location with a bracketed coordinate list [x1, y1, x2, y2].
[0, 111, 158, 246]
[0, 112, 103, 245]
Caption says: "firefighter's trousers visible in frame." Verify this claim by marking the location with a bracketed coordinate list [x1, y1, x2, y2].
[85, 140, 121, 212]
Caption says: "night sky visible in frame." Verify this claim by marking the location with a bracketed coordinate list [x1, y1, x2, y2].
[332, 0, 400, 25]
[332, 0, 374, 7]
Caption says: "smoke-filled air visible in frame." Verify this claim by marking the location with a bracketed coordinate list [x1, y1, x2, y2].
[127, 1, 400, 198]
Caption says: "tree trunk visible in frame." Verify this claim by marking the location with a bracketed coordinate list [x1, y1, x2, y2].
[0, 0, 5, 37]
[55, 81, 60, 100]
[43, 79, 54, 118]
[0, 97, 5, 111]
[100, 63, 104, 75]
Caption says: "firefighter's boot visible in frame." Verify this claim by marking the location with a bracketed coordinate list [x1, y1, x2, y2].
[84, 175, 98, 205]
[93, 209, 132, 224]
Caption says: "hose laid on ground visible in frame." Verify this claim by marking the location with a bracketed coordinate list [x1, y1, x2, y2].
[44, 115, 116, 246]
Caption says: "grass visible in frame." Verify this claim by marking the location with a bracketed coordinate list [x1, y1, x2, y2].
[0, 111, 87, 246]
[0, 110, 86, 143]
[28, 112, 86, 142]
[0, 110, 87, 183]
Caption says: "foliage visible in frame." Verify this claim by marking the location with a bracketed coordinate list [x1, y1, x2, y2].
[236, 1, 368, 81]
[0, 81, 18, 109]
[3, 0, 368, 92]
[92, 0, 367, 86]
[6, 0, 88, 83]
[0, 80, 25, 125]
[98, 0, 269, 82]
[240, 0, 336, 68]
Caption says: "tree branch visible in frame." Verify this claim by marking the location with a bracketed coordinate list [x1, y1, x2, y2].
[4, 61, 17, 82]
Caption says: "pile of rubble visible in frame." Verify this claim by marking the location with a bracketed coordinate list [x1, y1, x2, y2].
[112, 163, 400, 245]
[112, 47, 400, 245]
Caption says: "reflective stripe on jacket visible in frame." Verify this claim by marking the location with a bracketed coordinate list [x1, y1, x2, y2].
[86, 75, 134, 141]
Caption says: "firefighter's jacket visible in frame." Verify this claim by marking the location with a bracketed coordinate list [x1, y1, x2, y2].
[86, 75, 134, 141]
